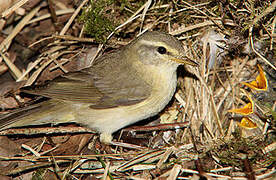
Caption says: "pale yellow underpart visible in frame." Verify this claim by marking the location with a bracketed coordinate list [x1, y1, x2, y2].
[75, 62, 178, 143]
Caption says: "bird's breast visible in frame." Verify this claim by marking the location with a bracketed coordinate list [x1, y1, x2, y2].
[127, 65, 178, 118]
[76, 64, 178, 134]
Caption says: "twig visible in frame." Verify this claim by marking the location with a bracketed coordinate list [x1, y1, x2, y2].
[47, 0, 57, 24]
[249, 26, 276, 70]
[1, 0, 29, 18]
[28, 9, 75, 24]
[168, 164, 182, 180]
[139, 0, 152, 33]
[53, 35, 95, 42]
[0, 5, 40, 51]
[0, 126, 96, 136]
[59, 0, 88, 36]
[0, 52, 23, 80]
[123, 122, 189, 132]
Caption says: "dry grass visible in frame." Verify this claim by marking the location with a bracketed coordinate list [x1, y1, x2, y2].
[0, 0, 275, 179]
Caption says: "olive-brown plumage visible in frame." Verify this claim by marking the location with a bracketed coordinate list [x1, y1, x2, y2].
[0, 31, 198, 143]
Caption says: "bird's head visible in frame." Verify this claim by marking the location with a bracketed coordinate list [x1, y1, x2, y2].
[126, 31, 198, 68]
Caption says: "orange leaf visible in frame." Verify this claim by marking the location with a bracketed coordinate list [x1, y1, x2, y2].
[242, 64, 268, 91]
[238, 117, 257, 129]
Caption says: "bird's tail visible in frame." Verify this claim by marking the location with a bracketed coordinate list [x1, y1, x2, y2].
[0, 100, 74, 131]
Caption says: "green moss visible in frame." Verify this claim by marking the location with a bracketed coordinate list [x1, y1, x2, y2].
[78, 0, 147, 43]
[32, 168, 47, 180]
[115, 0, 131, 11]
[214, 136, 268, 167]
[79, 0, 116, 43]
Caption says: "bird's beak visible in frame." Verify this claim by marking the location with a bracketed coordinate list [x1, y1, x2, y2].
[170, 56, 198, 66]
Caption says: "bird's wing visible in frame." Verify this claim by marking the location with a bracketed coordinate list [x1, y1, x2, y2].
[23, 71, 103, 103]
[23, 52, 151, 109]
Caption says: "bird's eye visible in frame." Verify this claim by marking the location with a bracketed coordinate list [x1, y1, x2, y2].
[157, 46, 167, 54]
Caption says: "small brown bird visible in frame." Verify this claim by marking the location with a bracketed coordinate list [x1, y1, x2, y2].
[0, 31, 198, 143]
